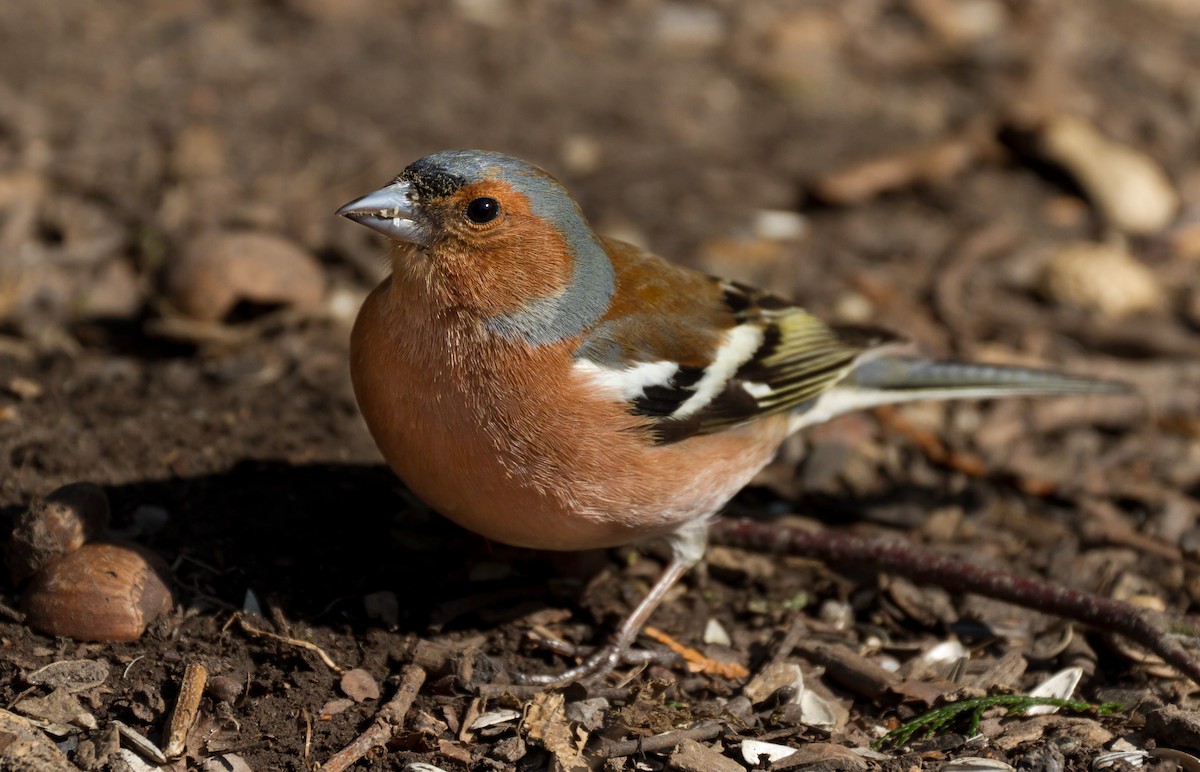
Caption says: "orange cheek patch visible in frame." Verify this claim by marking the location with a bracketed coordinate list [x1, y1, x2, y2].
[445, 182, 575, 318]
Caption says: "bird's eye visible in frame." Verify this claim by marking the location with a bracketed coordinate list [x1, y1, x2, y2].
[465, 197, 501, 225]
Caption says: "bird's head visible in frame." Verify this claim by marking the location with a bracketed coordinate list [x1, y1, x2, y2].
[339, 150, 614, 344]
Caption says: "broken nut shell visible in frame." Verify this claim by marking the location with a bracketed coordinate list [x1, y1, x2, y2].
[5, 482, 111, 584]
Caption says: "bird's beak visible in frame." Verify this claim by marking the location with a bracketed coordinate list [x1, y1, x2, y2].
[336, 180, 429, 246]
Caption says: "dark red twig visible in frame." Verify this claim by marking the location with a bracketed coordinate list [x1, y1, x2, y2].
[594, 720, 726, 758]
[710, 517, 1200, 685]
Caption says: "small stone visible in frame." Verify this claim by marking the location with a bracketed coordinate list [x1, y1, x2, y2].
[752, 209, 807, 241]
[909, 0, 1009, 45]
[1170, 221, 1200, 262]
[319, 697, 354, 717]
[763, 742, 868, 770]
[1144, 705, 1200, 754]
[170, 125, 227, 180]
[1038, 241, 1165, 318]
[79, 259, 143, 319]
[207, 675, 243, 704]
[339, 668, 380, 703]
[6, 377, 43, 400]
[833, 291, 875, 324]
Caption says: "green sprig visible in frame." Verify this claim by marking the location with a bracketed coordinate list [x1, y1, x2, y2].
[874, 695, 1124, 750]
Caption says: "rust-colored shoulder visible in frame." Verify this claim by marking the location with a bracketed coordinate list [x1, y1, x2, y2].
[575, 238, 734, 369]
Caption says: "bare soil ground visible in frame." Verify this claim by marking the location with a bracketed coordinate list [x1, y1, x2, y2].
[2, 2, 1200, 769]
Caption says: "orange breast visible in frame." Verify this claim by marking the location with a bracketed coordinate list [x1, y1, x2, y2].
[351, 279, 789, 552]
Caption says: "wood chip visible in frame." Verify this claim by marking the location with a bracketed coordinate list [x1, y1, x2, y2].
[667, 737, 743, 772]
[1145, 705, 1200, 754]
[793, 640, 900, 699]
[164, 662, 208, 758]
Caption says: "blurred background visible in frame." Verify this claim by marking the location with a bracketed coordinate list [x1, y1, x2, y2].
[1, 1, 1199, 768]
[3, 0, 1197, 352]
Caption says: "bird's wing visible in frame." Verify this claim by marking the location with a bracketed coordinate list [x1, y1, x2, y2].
[573, 239, 899, 443]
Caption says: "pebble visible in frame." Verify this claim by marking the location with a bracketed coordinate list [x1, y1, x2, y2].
[1038, 241, 1165, 318]
[206, 675, 244, 704]
[752, 209, 807, 241]
[79, 259, 143, 319]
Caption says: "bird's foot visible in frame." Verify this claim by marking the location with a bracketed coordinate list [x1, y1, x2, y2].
[516, 636, 677, 686]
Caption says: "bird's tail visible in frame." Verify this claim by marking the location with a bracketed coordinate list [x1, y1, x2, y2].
[789, 355, 1130, 431]
[847, 356, 1129, 398]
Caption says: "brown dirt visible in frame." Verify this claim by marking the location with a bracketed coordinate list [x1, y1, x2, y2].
[2, 1, 1199, 769]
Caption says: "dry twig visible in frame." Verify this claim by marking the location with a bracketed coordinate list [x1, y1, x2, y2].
[594, 719, 726, 759]
[322, 664, 427, 772]
[233, 613, 343, 674]
[710, 517, 1200, 685]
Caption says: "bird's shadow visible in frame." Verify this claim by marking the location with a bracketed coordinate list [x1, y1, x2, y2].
[4, 460, 986, 636]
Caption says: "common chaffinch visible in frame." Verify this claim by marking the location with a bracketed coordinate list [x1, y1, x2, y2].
[337, 150, 1123, 684]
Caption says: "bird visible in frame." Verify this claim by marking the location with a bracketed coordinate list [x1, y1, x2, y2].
[337, 149, 1126, 685]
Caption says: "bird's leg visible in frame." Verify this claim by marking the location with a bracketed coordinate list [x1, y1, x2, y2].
[519, 520, 709, 686]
